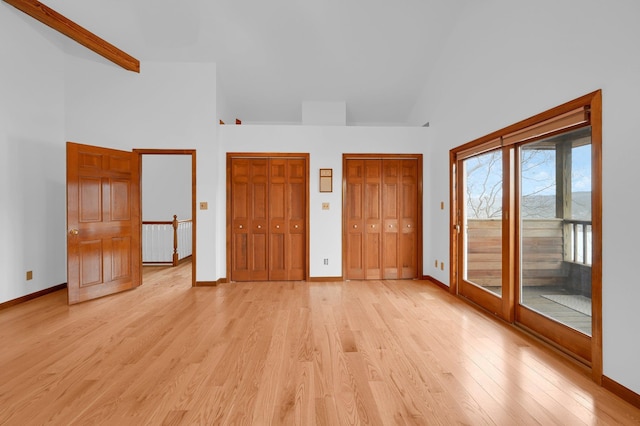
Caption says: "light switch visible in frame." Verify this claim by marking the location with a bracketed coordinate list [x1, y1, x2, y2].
[200, 202, 208, 210]
[322, 202, 330, 210]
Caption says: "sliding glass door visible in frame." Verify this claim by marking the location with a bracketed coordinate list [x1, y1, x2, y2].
[457, 148, 507, 318]
[451, 91, 601, 371]
[516, 127, 593, 362]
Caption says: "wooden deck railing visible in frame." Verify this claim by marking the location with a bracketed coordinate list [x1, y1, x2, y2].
[565, 219, 592, 265]
[466, 218, 592, 287]
[142, 215, 193, 266]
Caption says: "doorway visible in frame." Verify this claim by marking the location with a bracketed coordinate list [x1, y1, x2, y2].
[136, 149, 196, 287]
[343, 154, 423, 280]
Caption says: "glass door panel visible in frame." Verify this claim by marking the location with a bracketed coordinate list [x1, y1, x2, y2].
[518, 127, 592, 336]
[462, 150, 503, 297]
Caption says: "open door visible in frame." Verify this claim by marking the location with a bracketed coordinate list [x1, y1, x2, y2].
[66, 142, 141, 304]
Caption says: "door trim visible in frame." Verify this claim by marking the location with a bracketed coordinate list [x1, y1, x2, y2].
[342, 153, 424, 280]
[134, 149, 197, 288]
[226, 152, 310, 282]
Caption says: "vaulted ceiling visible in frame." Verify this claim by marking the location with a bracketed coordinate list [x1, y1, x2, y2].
[42, 0, 470, 125]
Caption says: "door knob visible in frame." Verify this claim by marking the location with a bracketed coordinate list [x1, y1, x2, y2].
[69, 229, 79, 235]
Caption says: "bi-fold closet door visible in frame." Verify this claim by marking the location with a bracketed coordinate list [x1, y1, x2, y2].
[229, 155, 307, 282]
[344, 155, 422, 280]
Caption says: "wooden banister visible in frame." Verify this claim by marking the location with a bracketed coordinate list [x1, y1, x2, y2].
[172, 215, 179, 266]
[143, 215, 193, 266]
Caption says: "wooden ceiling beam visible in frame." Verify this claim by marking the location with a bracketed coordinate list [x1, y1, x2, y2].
[3, 0, 140, 72]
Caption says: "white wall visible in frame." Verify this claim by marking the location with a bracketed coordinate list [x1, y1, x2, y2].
[142, 155, 192, 221]
[0, 6, 67, 303]
[409, 0, 640, 395]
[64, 60, 219, 281]
[219, 125, 431, 277]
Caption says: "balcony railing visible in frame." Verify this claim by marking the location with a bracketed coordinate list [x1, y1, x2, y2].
[466, 218, 592, 288]
[565, 219, 592, 266]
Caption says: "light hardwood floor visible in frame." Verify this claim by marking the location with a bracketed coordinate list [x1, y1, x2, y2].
[1, 262, 638, 425]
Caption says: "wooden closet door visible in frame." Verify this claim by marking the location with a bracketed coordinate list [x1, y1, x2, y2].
[382, 159, 419, 279]
[269, 159, 287, 280]
[231, 159, 250, 281]
[382, 160, 400, 279]
[364, 160, 383, 279]
[345, 159, 365, 279]
[269, 158, 306, 280]
[400, 159, 418, 278]
[231, 158, 269, 281]
[287, 159, 306, 280]
[346, 159, 383, 279]
[231, 156, 307, 282]
[345, 156, 420, 280]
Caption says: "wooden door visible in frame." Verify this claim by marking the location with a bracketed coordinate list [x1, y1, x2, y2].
[345, 156, 421, 280]
[364, 160, 383, 279]
[345, 159, 365, 279]
[229, 155, 307, 281]
[66, 142, 141, 304]
[399, 159, 418, 278]
[269, 159, 306, 280]
[230, 158, 269, 281]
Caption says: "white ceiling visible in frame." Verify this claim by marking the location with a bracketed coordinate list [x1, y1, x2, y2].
[44, 0, 470, 125]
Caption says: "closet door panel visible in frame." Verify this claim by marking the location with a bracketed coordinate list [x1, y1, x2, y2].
[383, 160, 400, 279]
[287, 159, 306, 281]
[400, 159, 418, 278]
[269, 159, 287, 280]
[365, 160, 382, 279]
[231, 159, 251, 281]
[250, 159, 269, 281]
[346, 160, 365, 279]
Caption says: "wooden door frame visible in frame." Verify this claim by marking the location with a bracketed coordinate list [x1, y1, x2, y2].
[134, 149, 197, 288]
[342, 153, 424, 280]
[226, 152, 310, 282]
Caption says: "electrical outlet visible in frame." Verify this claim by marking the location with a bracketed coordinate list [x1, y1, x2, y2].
[323, 258, 329, 265]
[26, 271, 33, 281]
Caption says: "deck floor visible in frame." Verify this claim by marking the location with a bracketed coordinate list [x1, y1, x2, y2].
[484, 285, 591, 335]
